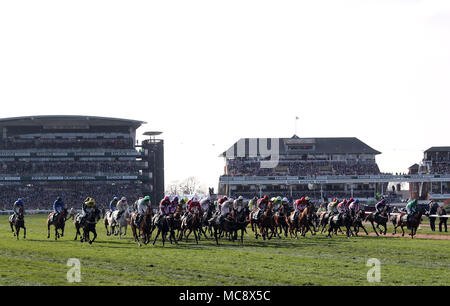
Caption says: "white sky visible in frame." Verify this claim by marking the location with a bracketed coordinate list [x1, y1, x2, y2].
[1, 0, 449, 190]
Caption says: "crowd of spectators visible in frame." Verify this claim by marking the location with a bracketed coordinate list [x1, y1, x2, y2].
[226, 159, 381, 177]
[0, 161, 141, 176]
[0, 182, 144, 210]
[429, 162, 450, 174]
[0, 138, 134, 150]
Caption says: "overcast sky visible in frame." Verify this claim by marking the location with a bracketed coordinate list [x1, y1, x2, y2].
[1, 0, 449, 190]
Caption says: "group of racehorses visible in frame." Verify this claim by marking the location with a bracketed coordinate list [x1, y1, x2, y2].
[7, 200, 426, 245]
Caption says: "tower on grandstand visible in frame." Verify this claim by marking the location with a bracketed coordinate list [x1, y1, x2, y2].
[218, 136, 386, 201]
[140, 131, 165, 205]
[409, 147, 450, 201]
[0, 115, 163, 210]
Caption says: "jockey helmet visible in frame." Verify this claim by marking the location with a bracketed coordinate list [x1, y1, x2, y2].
[237, 196, 244, 201]
[179, 198, 186, 204]
[144, 196, 150, 201]
[57, 197, 62, 202]
[113, 197, 118, 201]
[300, 197, 305, 202]
[305, 196, 310, 202]
[164, 196, 170, 201]
[271, 197, 276, 202]
[282, 197, 288, 203]
[173, 196, 179, 203]
[354, 199, 359, 203]
[276, 196, 282, 202]
[85, 198, 95, 206]
[16, 198, 24, 205]
[121, 196, 127, 201]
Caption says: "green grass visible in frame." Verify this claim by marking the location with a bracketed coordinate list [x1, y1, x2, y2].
[0, 215, 449, 286]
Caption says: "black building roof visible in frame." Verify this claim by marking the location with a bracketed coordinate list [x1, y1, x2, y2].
[424, 147, 450, 153]
[0, 115, 145, 129]
[221, 136, 381, 157]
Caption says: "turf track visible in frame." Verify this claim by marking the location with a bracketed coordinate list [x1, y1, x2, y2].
[1, 215, 449, 286]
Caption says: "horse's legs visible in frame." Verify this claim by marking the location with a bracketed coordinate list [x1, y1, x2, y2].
[370, 221, 379, 236]
[193, 229, 198, 244]
[153, 228, 161, 245]
[90, 229, 97, 244]
[74, 226, 79, 240]
[47, 224, 51, 239]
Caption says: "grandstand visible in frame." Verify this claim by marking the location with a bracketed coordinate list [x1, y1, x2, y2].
[218, 135, 387, 201]
[409, 147, 450, 200]
[0, 115, 163, 210]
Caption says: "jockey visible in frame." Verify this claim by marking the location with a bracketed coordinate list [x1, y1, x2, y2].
[281, 197, 290, 212]
[159, 196, 171, 215]
[170, 196, 179, 215]
[406, 199, 419, 223]
[327, 198, 339, 215]
[254, 195, 269, 220]
[216, 196, 227, 215]
[317, 202, 327, 214]
[293, 198, 305, 220]
[349, 199, 360, 217]
[12, 198, 24, 223]
[80, 197, 96, 224]
[233, 196, 245, 212]
[187, 197, 201, 215]
[374, 199, 387, 218]
[133, 197, 143, 212]
[273, 196, 283, 212]
[337, 199, 346, 214]
[52, 197, 65, 222]
[156, 196, 170, 224]
[109, 197, 119, 212]
[248, 197, 258, 211]
[219, 198, 233, 222]
[53, 197, 65, 214]
[200, 197, 211, 212]
[116, 196, 128, 218]
[136, 196, 151, 225]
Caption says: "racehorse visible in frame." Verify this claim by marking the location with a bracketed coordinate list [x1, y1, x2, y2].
[115, 207, 132, 238]
[273, 203, 290, 238]
[179, 208, 204, 244]
[351, 209, 368, 236]
[151, 214, 178, 246]
[253, 202, 275, 240]
[104, 210, 117, 236]
[229, 206, 249, 245]
[209, 214, 237, 245]
[74, 208, 101, 244]
[201, 202, 216, 238]
[287, 204, 315, 238]
[392, 207, 426, 238]
[318, 211, 331, 234]
[47, 208, 68, 240]
[328, 211, 354, 237]
[130, 206, 153, 247]
[365, 206, 390, 236]
[9, 207, 26, 240]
